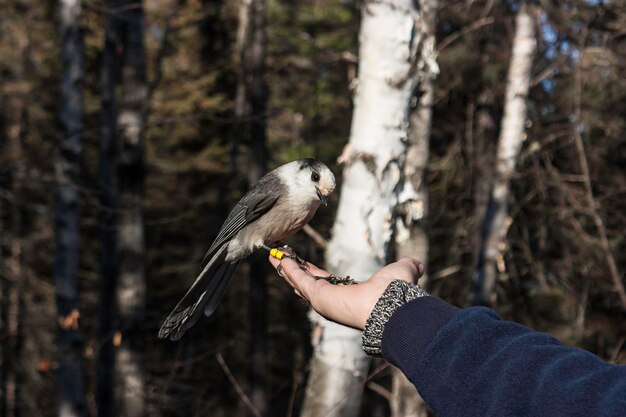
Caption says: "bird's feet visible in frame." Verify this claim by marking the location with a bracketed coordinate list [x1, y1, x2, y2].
[265, 244, 358, 285]
[266, 243, 308, 269]
[278, 243, 308, 268]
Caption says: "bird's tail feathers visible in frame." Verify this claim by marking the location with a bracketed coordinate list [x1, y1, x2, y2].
[158, 246, 238, 341]
[202, 261, 237, 317]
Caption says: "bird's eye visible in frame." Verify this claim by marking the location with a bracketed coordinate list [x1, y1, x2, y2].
[311, 172, 320, 182]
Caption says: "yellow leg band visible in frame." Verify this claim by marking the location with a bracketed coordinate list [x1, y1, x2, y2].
[269, 248, 286, 260]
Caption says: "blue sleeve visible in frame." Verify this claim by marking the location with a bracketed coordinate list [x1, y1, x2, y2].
[381, 296, 626, 417]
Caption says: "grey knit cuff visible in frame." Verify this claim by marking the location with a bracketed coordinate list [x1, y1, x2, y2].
[362, 280, 429, 357]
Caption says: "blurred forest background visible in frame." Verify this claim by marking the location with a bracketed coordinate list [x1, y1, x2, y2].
[0, 0, 625, 417]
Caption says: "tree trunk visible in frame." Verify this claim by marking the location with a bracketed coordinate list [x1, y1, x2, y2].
[97, 2, 147, 416]
[395, 0, 438, 295]
[0, 191, 3, 417]
[55, 1, 87, 416]
[228, 1, 269, 413]
[244, 0, 269, 414]
[473, 4, 536, 307]
[115, 2, 148, 416]
[231, 0, 251, 177]
[390, 371, 429, 417]
[573, 53, 626, 310]
[469, 88, 497, 282]
[5, 229, 22, 417]
[302, 1, 423, 416]
[392, 0, 439, 415]
[97, 3, 120, 416]
[3, 97, 26, 417]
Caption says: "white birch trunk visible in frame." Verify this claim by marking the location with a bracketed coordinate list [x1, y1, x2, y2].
[115, 3, 148, 417]
[474, 4, 536, 306]
[302, 1, 423, 416]
[392, 0, 439, 414]
[395, 0, 438, 292]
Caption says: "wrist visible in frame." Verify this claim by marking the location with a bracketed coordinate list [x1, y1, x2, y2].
[361, 280, 428, 357]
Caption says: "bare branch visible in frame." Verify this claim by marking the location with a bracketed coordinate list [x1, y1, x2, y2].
[216, 353, 263, 417]
[83, 1, 143, 15]
[430, 265, 462, 280]
[437, 17, 494, 52]
[610, 337, 625, 364]
[302, 224, 328, 249]
[573, 60, 626, 310]
[368, 382, 392, 401]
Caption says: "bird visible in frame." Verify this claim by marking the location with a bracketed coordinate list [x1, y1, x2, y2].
[158, 158, 336, 340]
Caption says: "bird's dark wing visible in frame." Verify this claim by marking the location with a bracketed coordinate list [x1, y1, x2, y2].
[201, 177, 281, 266]
[158, 175, 282, 340]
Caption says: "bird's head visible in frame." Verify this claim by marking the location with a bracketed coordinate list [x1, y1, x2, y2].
[280, 158, 336, 206]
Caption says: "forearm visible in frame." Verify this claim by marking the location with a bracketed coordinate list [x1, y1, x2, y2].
[268, 255, 626, 417]
[379, 297, 626, 417]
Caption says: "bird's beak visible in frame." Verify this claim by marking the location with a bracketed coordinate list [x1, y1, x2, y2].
[316, 187, 328, 206]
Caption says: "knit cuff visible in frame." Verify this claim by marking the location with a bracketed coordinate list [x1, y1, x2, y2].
[362, 280, 428, 357]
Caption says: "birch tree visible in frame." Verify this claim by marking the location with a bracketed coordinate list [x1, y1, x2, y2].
[392, 0, 439, 414]
[302, 1, 428, 415]
[3, 98, 25, 417]
[97, 2, 119, 415]
[473, 4, 536, 307]
[115, 2, 148, 416]
[2, 23, 28, 415]
[573, 51, 626, 309]
[0, 195, 3, 416]
[231, 0, 250, 176]
[55, 1, 87, 416]
[97, 2, 147, 416]
[240, 0, 270, 412]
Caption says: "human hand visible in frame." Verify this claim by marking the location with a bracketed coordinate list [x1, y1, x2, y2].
[268, 256, 425, 330]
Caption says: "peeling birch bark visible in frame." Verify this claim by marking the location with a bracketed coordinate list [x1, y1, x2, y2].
[392, 0, 439, 415]
[302, 1, 424, 416]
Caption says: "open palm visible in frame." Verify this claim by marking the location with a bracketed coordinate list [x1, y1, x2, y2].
[268, 256, 424, 330]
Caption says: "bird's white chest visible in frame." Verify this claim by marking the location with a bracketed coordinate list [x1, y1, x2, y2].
[227, 198, 319, 261]
[259, 199, 319, 243]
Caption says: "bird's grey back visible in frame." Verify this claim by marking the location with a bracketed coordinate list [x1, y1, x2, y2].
[204, 172, 284, 262]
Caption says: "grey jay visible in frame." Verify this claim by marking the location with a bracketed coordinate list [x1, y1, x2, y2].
[158, 158, 336, 340]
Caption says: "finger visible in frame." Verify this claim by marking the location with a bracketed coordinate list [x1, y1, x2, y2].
[268, 256, 287, 279]
[268, 254, 331, 280]
[397, 258, 425, 277]
[271, 258, 315, 293]
[371, 258, 421, 284]
[268, 256, 299, 291]
[279, 258, 312, 281]
[277, 257, 299, 273]
[303, 262, 330, 277]
[268, 255, 281, 269]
